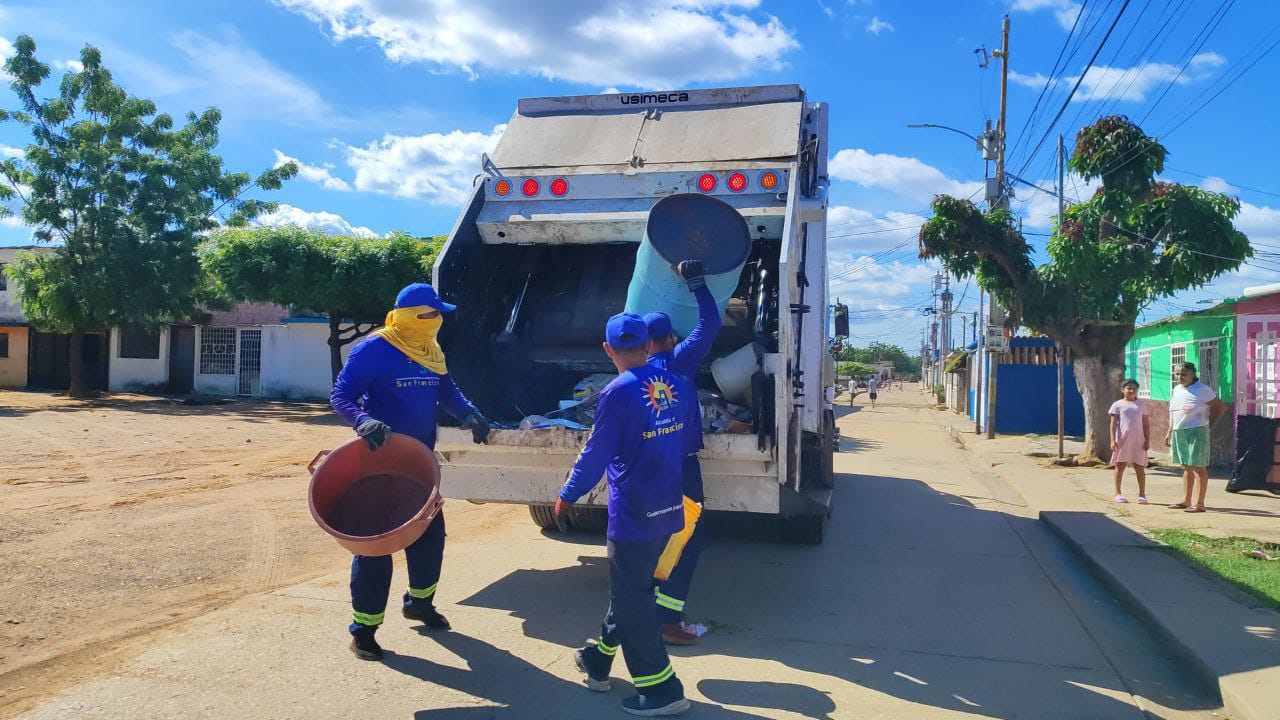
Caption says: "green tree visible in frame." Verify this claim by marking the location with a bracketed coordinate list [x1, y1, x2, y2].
[837, 361, 875, 378]
[837, 342, 915, 374]
[920, 116, 1249, 461]
[202, 226, 444, 381]
[0, 36, 294, 397]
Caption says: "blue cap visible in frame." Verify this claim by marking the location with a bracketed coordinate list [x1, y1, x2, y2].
[643, 311, 672, 339]
[605, 312, 648, 349]
[395, 282, 456, 312]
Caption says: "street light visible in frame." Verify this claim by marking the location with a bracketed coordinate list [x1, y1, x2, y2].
[906, 123, 980, 144]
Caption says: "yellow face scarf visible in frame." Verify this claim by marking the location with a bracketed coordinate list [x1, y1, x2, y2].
[373, 305, 448, 374]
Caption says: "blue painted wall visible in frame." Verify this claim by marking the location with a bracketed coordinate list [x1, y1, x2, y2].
[967, 337, 1086, 436]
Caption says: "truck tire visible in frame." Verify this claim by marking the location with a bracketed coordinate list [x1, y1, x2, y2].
[528, 504, 558, 530]
[570, 506, 609, 533]
[780, 513, 825, 545]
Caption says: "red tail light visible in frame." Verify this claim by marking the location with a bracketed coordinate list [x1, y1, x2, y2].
[697, 173, 717, 192]
[727, 172, 748, 192]
[759, 171, 780, 191]
[521, 178, 540, 197]
[550, 177, 569, 196]
[494, 179, 511, 196]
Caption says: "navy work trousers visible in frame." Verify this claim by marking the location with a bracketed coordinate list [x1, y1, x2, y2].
[655, 454, 705, 624]
[597, 537, 677, 689]
[349, 510, 445, 633]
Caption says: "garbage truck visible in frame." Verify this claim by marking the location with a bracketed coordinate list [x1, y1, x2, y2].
[432, 84, 836, 542]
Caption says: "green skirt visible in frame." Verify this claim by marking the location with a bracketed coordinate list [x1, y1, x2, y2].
[1171, 426, 1210, 468]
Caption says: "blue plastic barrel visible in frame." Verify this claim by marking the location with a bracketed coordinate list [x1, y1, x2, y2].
[624, 193, 751, 337]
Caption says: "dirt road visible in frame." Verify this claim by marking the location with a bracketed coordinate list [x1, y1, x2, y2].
[0, 391, 368, 714]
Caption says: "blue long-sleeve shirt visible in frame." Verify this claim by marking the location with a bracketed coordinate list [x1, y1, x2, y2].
[649, 284, 721, 456]
[330, 336, 478, 451]
[559, 363, 686, 541]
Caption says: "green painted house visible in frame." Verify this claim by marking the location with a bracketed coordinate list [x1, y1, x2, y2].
[1124, 302, 1236, 466]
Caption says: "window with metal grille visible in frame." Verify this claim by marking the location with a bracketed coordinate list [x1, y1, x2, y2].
[1170, 345, 1186, 391]
[119, 324, 161, 359]
[1137, 351, 1151, 398]
[199, 327, 236, 375]
[0, 332, 8, 358]
[1198, 340, 1219, 391]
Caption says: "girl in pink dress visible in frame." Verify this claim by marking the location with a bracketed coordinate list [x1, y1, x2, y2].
[1109, 379, 1151, 503]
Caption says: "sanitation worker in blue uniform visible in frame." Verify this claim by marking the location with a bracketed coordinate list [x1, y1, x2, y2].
[330, 282, 491, 661]
[557, 312, 691, 717]
[642, 259, 721, 645]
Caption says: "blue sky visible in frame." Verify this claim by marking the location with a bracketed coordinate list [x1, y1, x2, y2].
[1, 0, 1277, 351]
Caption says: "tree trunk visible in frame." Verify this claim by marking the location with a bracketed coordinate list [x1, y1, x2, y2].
[1073, 351, 1126, 463]
[67, 325, 88, 398]
[328, 317, 343, 385]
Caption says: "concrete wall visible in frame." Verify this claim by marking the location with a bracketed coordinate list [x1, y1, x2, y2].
[193, 321, 356, 399]
[108, 326, 170, 393]
[259, 321, 356, 400]
[0, 325, 29, 388]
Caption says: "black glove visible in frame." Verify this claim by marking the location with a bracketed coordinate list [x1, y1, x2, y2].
[678, 260, 706, 291]
[356, 418, 391, 451]
[463, 412, 491, 445]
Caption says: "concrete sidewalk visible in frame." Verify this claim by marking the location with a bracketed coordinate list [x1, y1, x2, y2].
[932, 402, 1280, 720]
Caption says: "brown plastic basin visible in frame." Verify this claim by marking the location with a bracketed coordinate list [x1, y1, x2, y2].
[307, 433, 443, 556]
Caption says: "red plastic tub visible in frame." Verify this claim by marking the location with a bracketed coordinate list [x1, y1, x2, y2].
[307, 434, 443, 556]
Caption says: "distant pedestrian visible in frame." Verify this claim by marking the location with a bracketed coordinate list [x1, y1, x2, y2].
[1165, 362, 1227, 513]
[1109, 379, 1150, 504]
[867, 377, 879, 409]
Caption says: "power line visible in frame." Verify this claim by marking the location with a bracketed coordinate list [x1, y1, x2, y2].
[1014, 0, 1133, 186]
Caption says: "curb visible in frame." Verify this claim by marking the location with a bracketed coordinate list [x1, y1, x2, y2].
[943, 419, 1280, 720]
[1041, 512, 1280, 720]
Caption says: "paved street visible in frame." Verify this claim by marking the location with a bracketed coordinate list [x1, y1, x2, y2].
[10, 390, 1223, 719]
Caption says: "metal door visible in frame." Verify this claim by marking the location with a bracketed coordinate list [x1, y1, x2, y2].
[237, 329, 262, 396]
[1238, 315, 1280, 418]
[168, 326, 195, 394]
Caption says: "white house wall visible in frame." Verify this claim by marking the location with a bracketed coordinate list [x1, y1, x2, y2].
[191, 321, 357, 400]
[108, 326, 170, 392]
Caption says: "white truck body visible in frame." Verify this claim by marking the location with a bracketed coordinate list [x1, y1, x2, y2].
[432, 85, 834, 537]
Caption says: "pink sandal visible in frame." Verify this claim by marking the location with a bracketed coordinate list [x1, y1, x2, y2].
[1136, 496, 1148, 505]
[1114, 495, 1128, 503]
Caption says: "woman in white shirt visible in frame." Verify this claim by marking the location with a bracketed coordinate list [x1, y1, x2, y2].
[1163, 362, 1226, 513]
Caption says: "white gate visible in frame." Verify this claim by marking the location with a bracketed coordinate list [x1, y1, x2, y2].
[238, 329, 262, 396]
[1237, 315, 1280, 418]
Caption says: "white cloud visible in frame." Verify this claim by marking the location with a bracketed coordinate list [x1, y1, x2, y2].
[829, 256, 937, 313]
[169, 31, 331, 125]
[1012, 0, 1082, 31]
[52, 59, 83, 72]
[827, 205, 929, 254]
[0, 35, 13, 62]
[817, 1, 835, 19]
[342, 124, 505, 206]
[1009, 53, 1225, 103]
[866, 17, 894, 35]
[829, 148, 982, 203]
[273, 149, 351, 192]
[274, 0, 798, 88]
[601, 87, 622, 95]
[0, 144, 22, 159]
[255, 203, 379, 238]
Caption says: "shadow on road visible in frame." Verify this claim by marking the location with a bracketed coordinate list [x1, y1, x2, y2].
[442, 464, 1223, 719]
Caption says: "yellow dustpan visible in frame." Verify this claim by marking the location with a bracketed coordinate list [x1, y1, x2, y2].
[654, 496, 702, 581]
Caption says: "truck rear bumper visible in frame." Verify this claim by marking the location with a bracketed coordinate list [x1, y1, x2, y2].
[435, 427, 780, 513]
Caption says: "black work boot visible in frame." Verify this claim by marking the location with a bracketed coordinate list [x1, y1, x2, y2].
[402, 597, 451, 630]
[574, 641, 615, 692]
[623, 676, 689, 716]
[349, 627, 384, 661]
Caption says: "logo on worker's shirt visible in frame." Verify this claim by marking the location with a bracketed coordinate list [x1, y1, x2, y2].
[641, 377, 678, 415]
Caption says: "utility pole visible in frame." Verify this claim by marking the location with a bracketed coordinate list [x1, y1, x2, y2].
[986, 14, 1011, 440]
[1057, 133, 1066, 459]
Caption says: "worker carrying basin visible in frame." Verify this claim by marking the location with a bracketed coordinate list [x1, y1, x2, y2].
[625, 193, 751, 337]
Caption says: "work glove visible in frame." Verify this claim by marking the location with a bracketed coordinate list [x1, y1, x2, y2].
[678, 260, 706, 292]
[355, 418, 391, 451]
[463, 412, 491, 445]
[554, 497, 571, 533]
